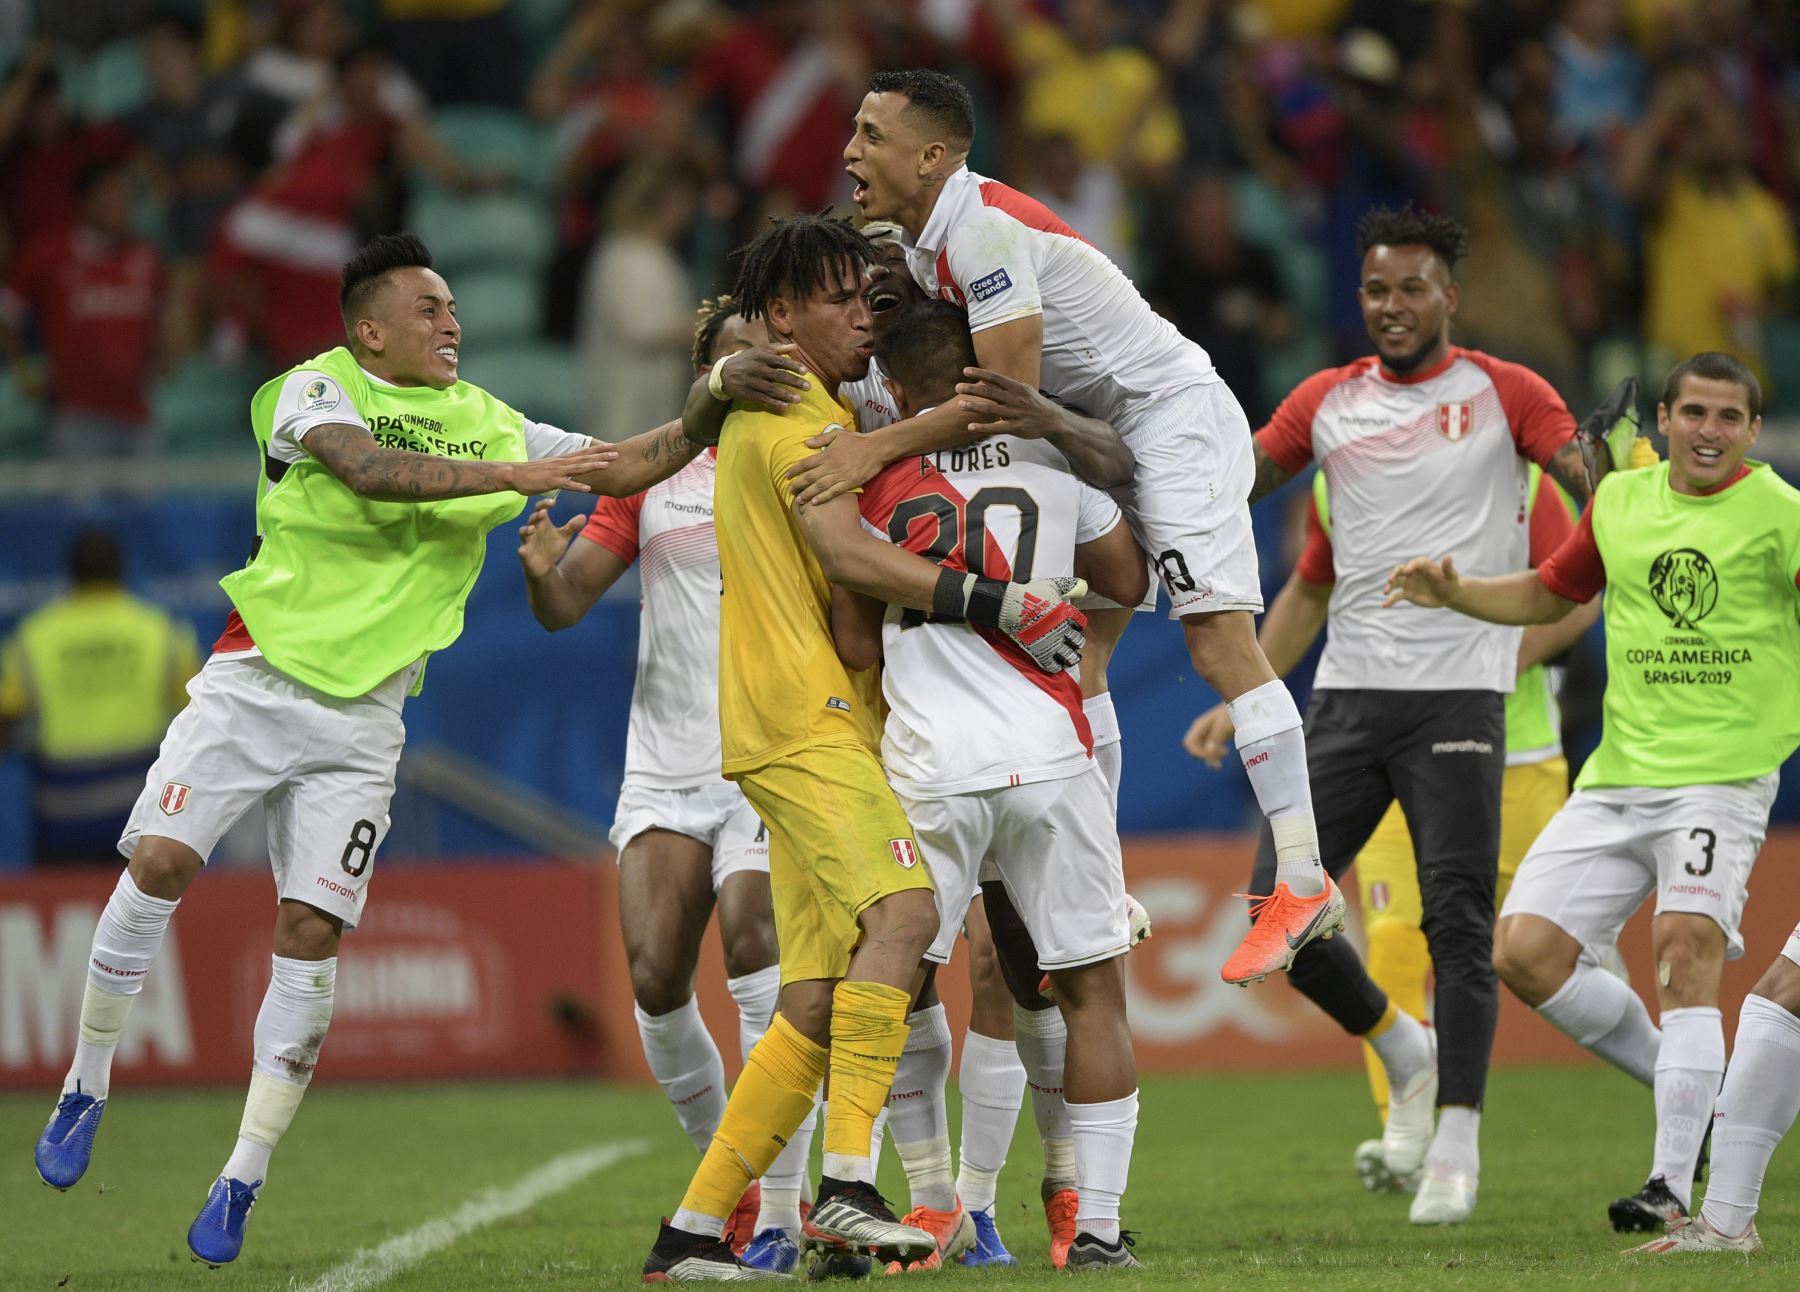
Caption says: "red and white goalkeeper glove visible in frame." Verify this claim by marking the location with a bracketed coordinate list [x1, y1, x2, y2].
[934, 571, 1089, 673]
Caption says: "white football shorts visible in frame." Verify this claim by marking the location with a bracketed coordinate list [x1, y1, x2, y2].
[1109, 377, 1263, 620]
[903, 762, 1129, 970]
[609, 778, 770, 890]
[1782, 918, 1800, 972]
[119, 655, 407, 930]
[1501, 773, 1779, 958]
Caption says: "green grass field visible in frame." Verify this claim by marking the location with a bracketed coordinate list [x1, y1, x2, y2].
[3, 1068, 1796, 1290]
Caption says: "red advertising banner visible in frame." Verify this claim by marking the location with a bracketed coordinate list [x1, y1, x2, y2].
[5, 835, 1799, 1090]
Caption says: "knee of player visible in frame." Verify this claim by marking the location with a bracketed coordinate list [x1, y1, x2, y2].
[865, 887, 940, 954]
[127, 839, 203, 900]
[272, 899, 344, 961]
[1652, 922, 1727, 1005]
[627, 955, 692, 1016]
[720, 922, 779, 980]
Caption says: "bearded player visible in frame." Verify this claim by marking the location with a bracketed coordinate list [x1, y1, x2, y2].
[1387, 352, 1800, 1235]
[30, 231, 718, 1266]
[789, 68, 1332, 987]
[640, 214, 1088, 1281]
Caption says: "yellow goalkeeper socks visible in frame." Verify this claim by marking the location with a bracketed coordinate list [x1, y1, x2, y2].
[1361, 923, 1432, 1117]
[675, 1014, 826, 1227]
[822, 979, 912, 1182]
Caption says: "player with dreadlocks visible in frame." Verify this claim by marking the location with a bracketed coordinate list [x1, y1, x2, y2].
[640, 212, 1090, 1280]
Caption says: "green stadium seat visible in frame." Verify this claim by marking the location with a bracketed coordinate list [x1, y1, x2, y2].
[423, 106, 557, 195]
[0, 372, 47, 460]
[76, 39, 150, 121]
[448, 271, 543, 347]
[152, 359, 258, 457]
[410, 191, 554, 274]
[460, 342, 584, 431]
[1766, 319, 1800, 417]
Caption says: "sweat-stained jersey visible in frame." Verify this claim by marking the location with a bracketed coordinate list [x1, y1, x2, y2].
[856, 433, 1118, 797]
[1256, 346, 1577, 694]
[714, 379, 883, 774]
[581, 450, 729, 789]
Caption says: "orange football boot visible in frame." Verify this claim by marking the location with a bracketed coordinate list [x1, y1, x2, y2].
[1220, 877, 1346, 985]
[1044, 1188, 1078, 1269]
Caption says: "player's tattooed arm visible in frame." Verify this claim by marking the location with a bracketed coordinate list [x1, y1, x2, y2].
[305, 424, 620, 500]
[681, 344, 811, 445]
[574, 420, 700, 497]
[787, 402, 979, 506]
[1546, 440, 1595, 511]
[1247, 441, 1296, 503]
[1383, 558, 1576, 624]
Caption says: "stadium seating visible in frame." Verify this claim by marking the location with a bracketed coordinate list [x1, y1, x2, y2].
[65, 39, 149, 122]
[445, 270, 544, 348]
[152, 358, 260, 457]
[0, 373, 45, 459]
[424, 107, 558, 196]
[459, 342, 586, 439]
[411, 190, 554, 275]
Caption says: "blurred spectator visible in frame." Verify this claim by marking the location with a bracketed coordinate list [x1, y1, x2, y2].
[0, 529, 199, 864]
[1148, 0, 1242, 173]
[0, 43, 134, 248]
[1147, 173, 1290, 424]
[1548, 0, 1645, 148]
[375, 0, 521, 107]
[0, 160, 168, 457]
[996, 0, 1184, 187]
[1620, 65, 1798, 389]
[681, 0, 869, 212]
[578, 159, 700, 444]
[1020, 132, 1134, 273]
[213, 44, 491, 365]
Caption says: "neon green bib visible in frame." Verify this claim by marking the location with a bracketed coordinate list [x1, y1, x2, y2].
[1580, 461, 1800, 788]
[1313, 470, 1562, 761]
[221, 348, 527, 698]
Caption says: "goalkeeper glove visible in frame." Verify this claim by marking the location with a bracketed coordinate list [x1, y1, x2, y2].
[1575, 376, 1640, 487]
[934, 571, 1088, 673]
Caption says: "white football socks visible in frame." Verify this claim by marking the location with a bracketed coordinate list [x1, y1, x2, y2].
[1368, 1008, 1433, 1088]
[1426, 1105, 1481, 1179]
[1084, 693, 1123, 805]
[955, 1029, 1026, 1214]
[1227, 681, 1324, 897]
[67, 870, 179, 1098]
[1068, 1090, 1137, 1242]
[223, 954, 336, 1185]
[889, 1004, 955, 1211]
[1535, 959, 1661, 1086]
[1652, 1006, 1725, 1209]
[634, 997, 727, 1153]
[757, 1097, 819, 1235]
[1013, 1005, 1074, 1190]
[726, 966, 780, 1068]
[1703, 993, 1800, 1238]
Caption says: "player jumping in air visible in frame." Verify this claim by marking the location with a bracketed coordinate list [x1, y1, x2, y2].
[786, 68, 1331, 986]
[31, 232, 714, 1265]
[1386, 351, 1800, 1234]
[639, 214, 1088, 1281]
[1226, 207, 1597, 1223]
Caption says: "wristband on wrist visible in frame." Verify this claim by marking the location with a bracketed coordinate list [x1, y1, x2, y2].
[707, 351, 737, 401]
[932, 569, 1009, 628]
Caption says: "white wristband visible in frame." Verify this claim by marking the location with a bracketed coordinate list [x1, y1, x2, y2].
[707, 351, 738, 402]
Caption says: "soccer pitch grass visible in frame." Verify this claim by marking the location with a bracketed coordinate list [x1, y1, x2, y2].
[4, 1069, 1796, 1290]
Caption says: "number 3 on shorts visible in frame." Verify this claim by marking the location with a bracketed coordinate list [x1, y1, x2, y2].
[340, 818, 378, 877]
[1685, 826, 1717, 878]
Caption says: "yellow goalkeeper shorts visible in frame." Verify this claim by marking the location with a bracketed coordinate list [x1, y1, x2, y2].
[1358, 756, 1569, 930]
[734, 739, 933, 985]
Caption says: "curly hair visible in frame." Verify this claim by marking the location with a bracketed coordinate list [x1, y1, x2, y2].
[691, 294, 742, 375]
[731, 213, 874, 322]
[1354, 205, 1469, 275]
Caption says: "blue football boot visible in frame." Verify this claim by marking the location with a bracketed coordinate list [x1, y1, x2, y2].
[35, 1084, 106, 1190]
[960, 1207, 1019, 1267]
[739, 1227, 802, 1274]
[187, 1175, 262, 1267]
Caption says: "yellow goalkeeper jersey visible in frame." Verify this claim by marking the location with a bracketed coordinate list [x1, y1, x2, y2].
[714, 379, 883, 775]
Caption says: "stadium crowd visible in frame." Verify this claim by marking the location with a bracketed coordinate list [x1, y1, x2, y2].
[2, 0, 1798, 458]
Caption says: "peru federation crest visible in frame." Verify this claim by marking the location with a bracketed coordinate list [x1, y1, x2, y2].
[1437, 402, 1473, 442]
[159, 782, 191, 815]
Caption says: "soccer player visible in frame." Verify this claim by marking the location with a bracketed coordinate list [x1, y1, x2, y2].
[1227, 206, 1597, 1224]
[1386, 351, 1800, 1233]
[1633, 926, 1800, 1254]
[517, 296, 792, 1252]
[837, 298, 1148, 1270]
[29, 230, 710, 1266]
[794, 68, 1331, 985]
[639, 214, 1089, 1281]
[1186, 462, 1603, 1193]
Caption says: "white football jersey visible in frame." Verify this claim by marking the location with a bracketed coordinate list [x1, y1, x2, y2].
[840, 357, 901, 433]
[857, 434, 1119, 797]
[907, 167, 1215, 426]
[580, 452, 726, 788]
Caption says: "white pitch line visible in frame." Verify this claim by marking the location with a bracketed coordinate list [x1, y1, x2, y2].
[297, 1138, 649, 1292]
